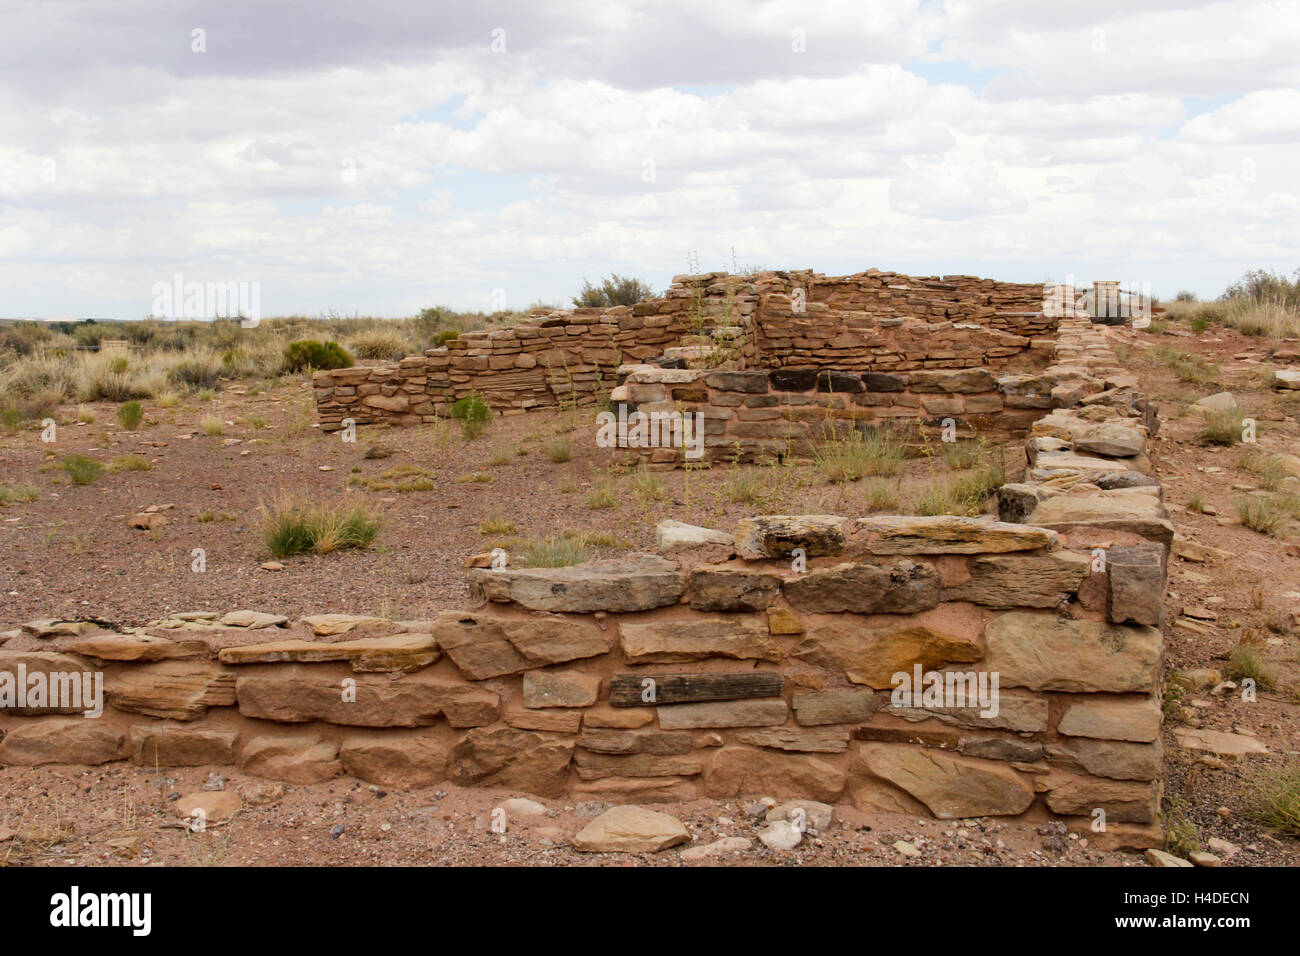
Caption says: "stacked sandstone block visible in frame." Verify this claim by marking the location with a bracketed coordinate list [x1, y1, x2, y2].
[0, 509, 1165, 848]
[609, 364, 1056, 466]
[313, 268, 1059, 430]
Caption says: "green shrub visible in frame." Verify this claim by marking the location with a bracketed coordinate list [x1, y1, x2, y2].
[62, 454, 102, 485]
[117, 400, 144, 430]
[450, 394, 492, 439]
[283, 340, 353, 373]
[572, 274, 654, 308]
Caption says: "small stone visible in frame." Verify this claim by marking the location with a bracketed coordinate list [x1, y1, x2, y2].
[1189, 851, 1221, 867]
[499, 797, 548, 818]
[681, 837, 751, 860]
[758, 820, 803, 850]
[1145, 848, 1192, 867]
[571, 805, 690, 853]
[260, 562, 284, 571]
[219, 610, 288, 629]
[174, 790, 242, 823]
[893, 840, 922, 858]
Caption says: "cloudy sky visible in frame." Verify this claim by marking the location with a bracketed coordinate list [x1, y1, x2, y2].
[2, 0, 1298, 319]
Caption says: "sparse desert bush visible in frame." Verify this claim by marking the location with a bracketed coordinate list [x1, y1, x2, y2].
[167, 352, 224, 391]
[117, 400, 144, 430]
[479, 517, 516, 536]
[543, 438, 572, 463]
[10, 389, 62, 422]
[261, 495, 382, 558]
[450, 394, 492, 440]
[486, 445, 514, 466]
[346, 328, 413, 361]
[61, 454, 102, 485]
[199, 417, 224, 437]
[283, 339, 353, 373]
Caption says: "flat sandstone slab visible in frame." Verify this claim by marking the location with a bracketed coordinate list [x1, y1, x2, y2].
[853, 516, 1056, 554]
[468, 554, 685, 612]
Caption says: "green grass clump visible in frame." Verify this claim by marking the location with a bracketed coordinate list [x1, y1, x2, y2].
[1245, 765, 1300, 836]
[586, 484, 617, 509]
[199, 416, 225, 437]
[351, 464, 436, 492]
[0, 484, 39, 506]
[116, 400, 144, 430]
[812, 425, 907, 483]
[450, 394, 491, 439]
[1238, 449, 1287, 491]
[262, 495, 382, 558]
[1199, 408, 1245, 446]
[107, 454, 152, 473]
[517, 533, 591, 568]
[61, 454, 102, 485]
[1161, 795, 1202, 857]
[1154, 346, 1219, 384]
[479, 517, 517, 535]
[1235, 497, 1289, 536]
[631, 465, 667, 503]
[1227, 645, 1277, 689]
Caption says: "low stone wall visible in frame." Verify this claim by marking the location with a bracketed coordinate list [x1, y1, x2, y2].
[313, 268, 1060, 430]
[0, 508, 1165, 847]
[607, 365, 1057, 466]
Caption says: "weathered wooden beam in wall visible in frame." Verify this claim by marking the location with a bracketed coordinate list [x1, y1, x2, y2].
[609, 672, 784, 707]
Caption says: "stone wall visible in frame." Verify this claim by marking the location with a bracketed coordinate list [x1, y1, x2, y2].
[2, 284, 1168, 849]
[313, 268, 1057, 430]
[607, 365, 1057, 467]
